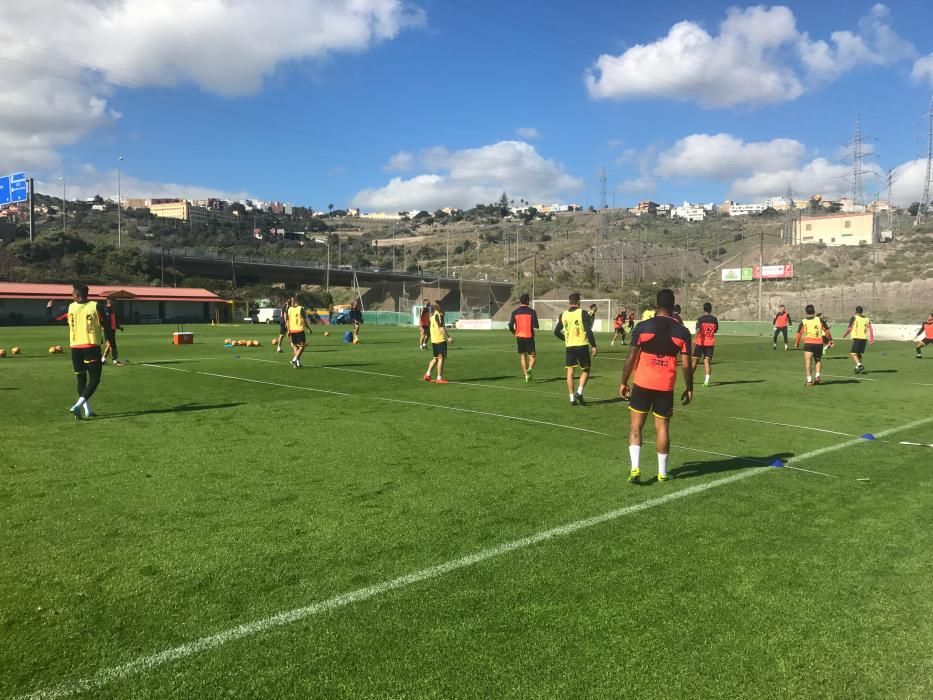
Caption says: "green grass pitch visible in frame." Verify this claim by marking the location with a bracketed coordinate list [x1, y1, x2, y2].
[1, 323, 932, 698]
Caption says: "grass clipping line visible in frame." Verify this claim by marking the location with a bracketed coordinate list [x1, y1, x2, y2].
[21, 415, 933, 700]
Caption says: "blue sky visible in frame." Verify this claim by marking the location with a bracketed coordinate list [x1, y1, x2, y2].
[2, 0, 932, 209]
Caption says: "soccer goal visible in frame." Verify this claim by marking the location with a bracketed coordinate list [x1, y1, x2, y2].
[532, 298, 614, 333]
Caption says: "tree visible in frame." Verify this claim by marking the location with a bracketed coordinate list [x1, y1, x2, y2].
[328, 203, 334, 215]
[498, 191, 510, 217]
[908, 201, 920, 216]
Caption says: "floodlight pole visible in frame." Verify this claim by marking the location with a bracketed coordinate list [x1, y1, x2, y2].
[117, 155, 124, 247]
[758, 230, 764, 321]
[58, 177, 65, 234]
[28, 177, 34, 241]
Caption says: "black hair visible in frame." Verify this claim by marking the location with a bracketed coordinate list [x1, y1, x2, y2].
[805, 304, 815, 314]
[569, 292, 581, 305]
[519, 293, 530, 305]
[855, 305, 863, 314]
[656, 288, 675, 313]
[673, 304, 681, 313]
[73, 282, 89, 299]
[703, 302, 712, 313]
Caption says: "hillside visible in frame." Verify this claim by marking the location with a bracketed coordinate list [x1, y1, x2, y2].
[1, 198, 930, 322]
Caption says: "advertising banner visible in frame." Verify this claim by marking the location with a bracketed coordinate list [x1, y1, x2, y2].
[721, 268, 742, 281]
[753, 264, 794, 279]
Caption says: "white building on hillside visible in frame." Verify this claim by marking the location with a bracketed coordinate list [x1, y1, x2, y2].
[730, 201, 767, 216]
[671, 202, 707, 222]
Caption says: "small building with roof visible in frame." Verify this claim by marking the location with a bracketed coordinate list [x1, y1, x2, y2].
[0, 282, 225, 325]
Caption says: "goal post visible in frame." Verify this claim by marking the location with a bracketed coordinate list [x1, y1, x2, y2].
[532, 298, 614, 333]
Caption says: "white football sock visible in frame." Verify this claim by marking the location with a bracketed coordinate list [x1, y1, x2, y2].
[807, 375, 812, 382]
[704, 374, 710, 384]
[629, 445, 641, 471]
[658, 453, 669, 477]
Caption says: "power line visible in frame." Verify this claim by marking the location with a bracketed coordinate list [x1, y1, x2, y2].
[916, 96, 933, 226]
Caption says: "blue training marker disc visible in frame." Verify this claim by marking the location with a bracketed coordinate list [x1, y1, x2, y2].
[770, 459, 785, 468]
[861, 433, 876, 440]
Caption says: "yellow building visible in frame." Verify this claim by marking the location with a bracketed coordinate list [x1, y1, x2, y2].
[149, 200, 238, 225]
[794, 212, 874, 246]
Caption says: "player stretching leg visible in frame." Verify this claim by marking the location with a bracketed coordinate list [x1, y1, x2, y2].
[424, 301, 450, 383]
[915, 312, 933, 358]
[50, 283, 106, 419]
[619, 289, 693, 483]
[692, 302, 719, 387]
[554, 292, 597, 405]
[795, 305, 831, 385]
[508, 293, 539, 381]
[274, 296, 290, 353]
[418, 299, 431, 350]
[286, 298, 313, 368]
[842, 305, 874, 374]
[611, 307, 627, 346]
[772, 304, 791, 350]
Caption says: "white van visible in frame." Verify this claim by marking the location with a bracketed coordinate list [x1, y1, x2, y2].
[256, 307, 282, 324]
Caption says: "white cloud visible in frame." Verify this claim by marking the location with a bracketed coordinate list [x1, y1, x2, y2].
[890, 159, 930, 207]
[799, 3, 914, 82]
[516, 127, 541, 140]
[383, 151, 415, 172]
[352, 140, 582, 211]
[911, 54, 933, 87]
[728, 157, 856, 200]
[655, 133, 806, 178]
[35, 164, 250, 203]
[0, 1, 422, 173]
[585, 4, 914, 108]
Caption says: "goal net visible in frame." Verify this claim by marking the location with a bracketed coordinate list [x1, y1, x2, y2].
[532, 298, 614, 333]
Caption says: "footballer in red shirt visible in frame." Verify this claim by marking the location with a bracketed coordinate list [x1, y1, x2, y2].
[619, 289, 694, 483]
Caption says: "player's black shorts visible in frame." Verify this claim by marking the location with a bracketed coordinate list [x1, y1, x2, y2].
[923, 338, 933, 346]
[516, 337, 536, 354]
[803, 342, 823, 359]
[71, 346, 102, 373]
[290, 331, 307, 346]
[629, 384, 674, 419]
[774, 326, 788, 339]
[850, 338, 867, 354]
[693, 345, 714, 359]
[420, 323, 430, 334]
[279, 321, 287, 334]
[565, 345, 591, 370]
[432, 341, 448, 358]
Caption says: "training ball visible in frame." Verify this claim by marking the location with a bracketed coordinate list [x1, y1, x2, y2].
[253, 340, 260, 346]
[48, 346, 56, 353]
[323, 331, 329, 337]
[272, 337, 278, 345]
[0, 349, 5, 357]
[11, 347, 20, 355]
[56, 346, 63, 353]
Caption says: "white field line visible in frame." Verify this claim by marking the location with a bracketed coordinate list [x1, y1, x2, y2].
[140, 364, 192, 373]
[731, 416, 859, 438]
[22, 415, 933, 700]
[197, 371, 353, 398]
[239, 356, 403, 378]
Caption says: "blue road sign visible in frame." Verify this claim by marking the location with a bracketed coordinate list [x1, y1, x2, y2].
[0, 172, 28, 205]
[9, 172, 27, 203]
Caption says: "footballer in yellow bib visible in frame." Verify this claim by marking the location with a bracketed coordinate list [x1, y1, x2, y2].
[843, 305, 874, 373]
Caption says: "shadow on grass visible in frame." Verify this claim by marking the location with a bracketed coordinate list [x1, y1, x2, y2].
[669, 452, 794, 481]
[140, 360, 198, 365]
[0, 387, 20, 390]
[319, 363, 375, 368]
[584, 397, 625, 406]
[96, 402, 244, 419]
[818, 379, 861, 385]
[711, 380, 766, 386]
[864, 369, 898, 374]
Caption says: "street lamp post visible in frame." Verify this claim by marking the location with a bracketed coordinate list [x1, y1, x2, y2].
[58, 177, 65, 234]
[117, 155, 124, 247]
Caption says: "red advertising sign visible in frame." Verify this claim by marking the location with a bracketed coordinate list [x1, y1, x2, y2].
[753, 264, 794, 279]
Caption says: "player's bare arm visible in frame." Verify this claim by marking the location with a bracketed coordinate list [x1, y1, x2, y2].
[619, 345, 641, 399]
[680, 348, 694, 405]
